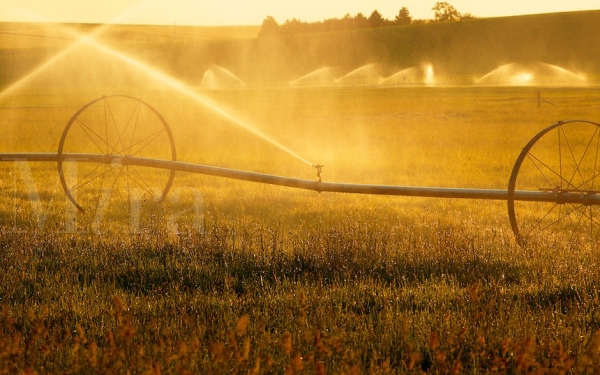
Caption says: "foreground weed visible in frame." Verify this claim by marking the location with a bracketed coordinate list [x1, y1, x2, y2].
[1, 219, 600, 373]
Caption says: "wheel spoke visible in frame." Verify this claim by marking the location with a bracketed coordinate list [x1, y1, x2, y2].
[510, 121, 600, 246]
[536, 204, 581, 233]
[565, 204, 600, 243]
[112, 99, 142, 156]
[125, 166, 158, 198]
[105, 98, 128, 155]
[522, 202, 559, 237]
[560, 125, 590, 191]
[558, 127, 562, 189]
[566, 204, 586, 242]
[76, 119, 109, 154]
[58, 96, 176, 224]
[70, 164, 119, 193]
[569, 203, 600, 228]
[592, 129, 600, 191]
[577, 128, 598, 184]
[574, 171, 600, 191]
[527, 152, 577, 190]
[590, 206, 600, 241]
[98, 163, 109, 203]
[130, 128, 167, 157]
[128, 101, 143, 156]
[581, 206, 600, 240]
[107, 167, 127, 209]
[104, 97, 109, 154]
[566, 128, 600, 191]
[116, 128, 165, 156]
[577, 128, 598, 190]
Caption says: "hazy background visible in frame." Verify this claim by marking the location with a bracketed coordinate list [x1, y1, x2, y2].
[1, 0, 600, 26]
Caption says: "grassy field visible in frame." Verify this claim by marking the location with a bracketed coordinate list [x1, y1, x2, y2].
[2, 18, 600, 374]
[1, 84, 600, 373]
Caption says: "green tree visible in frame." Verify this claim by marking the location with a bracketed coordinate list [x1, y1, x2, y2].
[394, 7, 412, 25]
[258, 16, 280, 37]
[432, 2, 461, 22]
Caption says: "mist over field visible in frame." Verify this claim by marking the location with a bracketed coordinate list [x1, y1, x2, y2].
[2, 10, 600, 87]
[2, 9, 600, 373]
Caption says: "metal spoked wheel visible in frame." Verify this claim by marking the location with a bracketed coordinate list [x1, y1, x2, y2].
[508, 120, 600, 246]
[57, 95, 176, 222]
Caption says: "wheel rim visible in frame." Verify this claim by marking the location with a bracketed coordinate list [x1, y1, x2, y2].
[57, 95, 177, 223]
[508, 120, 600, 246]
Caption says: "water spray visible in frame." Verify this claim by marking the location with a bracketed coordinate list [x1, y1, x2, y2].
[0, 1, 160, 102]
[82, 39, 313, 166]
[0, 17, 314, 168]
[0, 92, 598, 248]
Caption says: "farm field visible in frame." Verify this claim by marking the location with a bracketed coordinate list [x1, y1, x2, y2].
[2, 85, 600, 373]
[2, 18, 600, 373]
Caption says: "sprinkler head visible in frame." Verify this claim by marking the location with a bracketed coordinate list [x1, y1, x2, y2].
[312, 164, 324, 182]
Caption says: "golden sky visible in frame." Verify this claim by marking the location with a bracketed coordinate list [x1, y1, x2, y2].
[1, 0, 599, 26]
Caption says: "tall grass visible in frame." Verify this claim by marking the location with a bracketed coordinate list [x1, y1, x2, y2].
[2, 84, 600, 372]
[2, 217, 600, 373]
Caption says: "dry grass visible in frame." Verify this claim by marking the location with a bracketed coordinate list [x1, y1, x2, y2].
[2, 219, 600, 373]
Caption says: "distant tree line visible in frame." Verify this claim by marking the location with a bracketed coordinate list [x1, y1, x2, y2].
[258, 2, 476, 37]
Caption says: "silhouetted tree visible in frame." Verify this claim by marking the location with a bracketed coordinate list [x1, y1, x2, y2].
[460, 12, 477, 20]
[258, 8, 427, 37]
[258, 16, 280, 37]
[368, 10, 387, 28]
[432, 2, 461, 22]
[337, 14, 353, 31]
[280, 18, 308, 35]
[354, 13, 369, 29]
[394, 7, 412, 25]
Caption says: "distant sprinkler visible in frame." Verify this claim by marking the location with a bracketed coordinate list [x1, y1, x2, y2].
[312, 164, 324, 182]
[511, 72, 532, 85]
[425, 65, 435, 85]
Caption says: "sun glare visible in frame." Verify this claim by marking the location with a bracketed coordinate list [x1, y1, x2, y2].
[425, 64, 435, 85]
[3, 3, 600, 373]
[511, 72, 533, 85]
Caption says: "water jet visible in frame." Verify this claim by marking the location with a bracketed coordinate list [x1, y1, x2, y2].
[0, 22, 313, 167]
[336, 64, 382, 86]
[379, 67, 417, 86]
[2, 94, 600, 246]
[424, 65, 435, 85]
[0, 0, 163, 101]
[379, 64, 437, 86]
[290, 67, 337, 86]
[201, 65, 245, 89]
[476, 62, 586, 86]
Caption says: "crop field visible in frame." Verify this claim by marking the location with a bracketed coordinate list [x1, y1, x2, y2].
[1, 84, 600, 373]
[2, 19, 600, 373]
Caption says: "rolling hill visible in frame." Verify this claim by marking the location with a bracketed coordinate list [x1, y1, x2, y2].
[1, 10, 600, 87]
